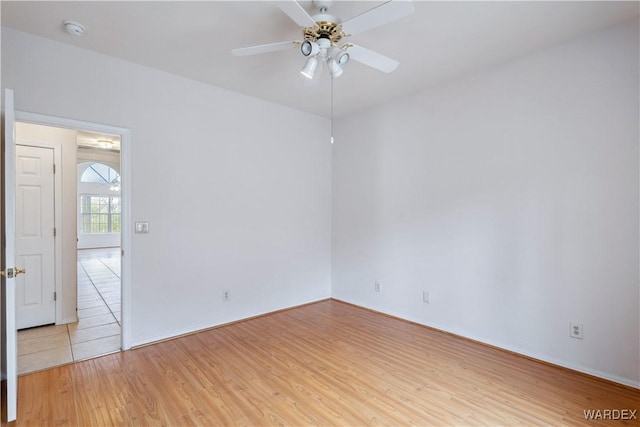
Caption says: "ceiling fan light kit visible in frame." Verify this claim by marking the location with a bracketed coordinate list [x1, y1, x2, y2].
[231, 0, 414, 80]
[301, 56, 319, 79]
[333, 49, 350, 66]
[230, 0, 414, 145]
[301, 40, 320, 57]
[327, 58, 343, 78]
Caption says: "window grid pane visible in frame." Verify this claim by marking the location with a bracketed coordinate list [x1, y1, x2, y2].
[80, 195, 122, 234]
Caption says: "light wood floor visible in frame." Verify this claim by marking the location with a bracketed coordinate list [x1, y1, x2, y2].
[10, 300, 639, 426]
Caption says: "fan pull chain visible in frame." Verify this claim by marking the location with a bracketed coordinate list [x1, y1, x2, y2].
[330, 75, 334, 145]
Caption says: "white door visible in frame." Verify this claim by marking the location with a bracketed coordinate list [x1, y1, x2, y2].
[15, 145, 55, 330]
[2, 89, 19, 422]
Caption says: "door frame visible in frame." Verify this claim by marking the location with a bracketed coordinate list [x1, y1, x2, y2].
[15, 141, 62, 326]
[3, 88, 18, 422]
[15, 111, 132, 350]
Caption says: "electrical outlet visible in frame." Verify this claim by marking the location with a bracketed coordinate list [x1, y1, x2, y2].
[223, 290, 230, 301]
[570, 322, 583, 339]
[423, 291, 430, 303]
[374, 282, 381, 292]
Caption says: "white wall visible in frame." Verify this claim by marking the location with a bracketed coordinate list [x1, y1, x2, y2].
[332, 21, 639, 387]
[2, 27, 332, 346]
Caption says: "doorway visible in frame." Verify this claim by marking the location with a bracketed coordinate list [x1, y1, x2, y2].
[13, 119, 130, 374]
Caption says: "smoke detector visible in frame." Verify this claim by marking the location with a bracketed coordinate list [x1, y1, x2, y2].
[63, 21, 85, 36]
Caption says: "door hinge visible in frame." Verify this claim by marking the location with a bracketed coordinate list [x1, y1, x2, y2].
[53, 163, 56, 174]
[54, 291, 57, 301]
[53, 227, 57, 237]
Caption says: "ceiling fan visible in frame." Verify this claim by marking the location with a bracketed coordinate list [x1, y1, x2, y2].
[231, 0, 414, 80]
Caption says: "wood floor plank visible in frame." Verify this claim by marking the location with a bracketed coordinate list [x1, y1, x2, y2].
[71, 355, 140, 426]
[11, 300, 639, 426]
[15, 365, 76, 426]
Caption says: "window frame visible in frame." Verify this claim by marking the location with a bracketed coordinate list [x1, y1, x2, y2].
[79, 194, 121, 234]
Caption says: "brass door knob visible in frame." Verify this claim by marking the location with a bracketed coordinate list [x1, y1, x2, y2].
[0, 268, 26, 278]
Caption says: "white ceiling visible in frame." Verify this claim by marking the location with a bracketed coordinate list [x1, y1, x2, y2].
[77, 130, 121, 151]
[2, 1, 638, 118]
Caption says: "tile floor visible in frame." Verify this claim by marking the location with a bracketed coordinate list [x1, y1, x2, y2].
[17, 248, 121, 375]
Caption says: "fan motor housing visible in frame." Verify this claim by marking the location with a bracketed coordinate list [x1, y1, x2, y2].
[303, 20, 347, 45]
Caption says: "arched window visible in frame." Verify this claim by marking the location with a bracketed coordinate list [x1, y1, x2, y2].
[79, 163, 121, 234]
[80, 162, 120, 185]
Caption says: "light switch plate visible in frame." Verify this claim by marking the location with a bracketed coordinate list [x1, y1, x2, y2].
[135, 222, 149, 234]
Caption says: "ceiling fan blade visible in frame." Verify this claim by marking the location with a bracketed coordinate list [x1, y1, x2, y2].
[341, 0, 414, 36]
[347, 45, 399, 73]
[277, 1, 317, 28]
[232, 41, 298, 56]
